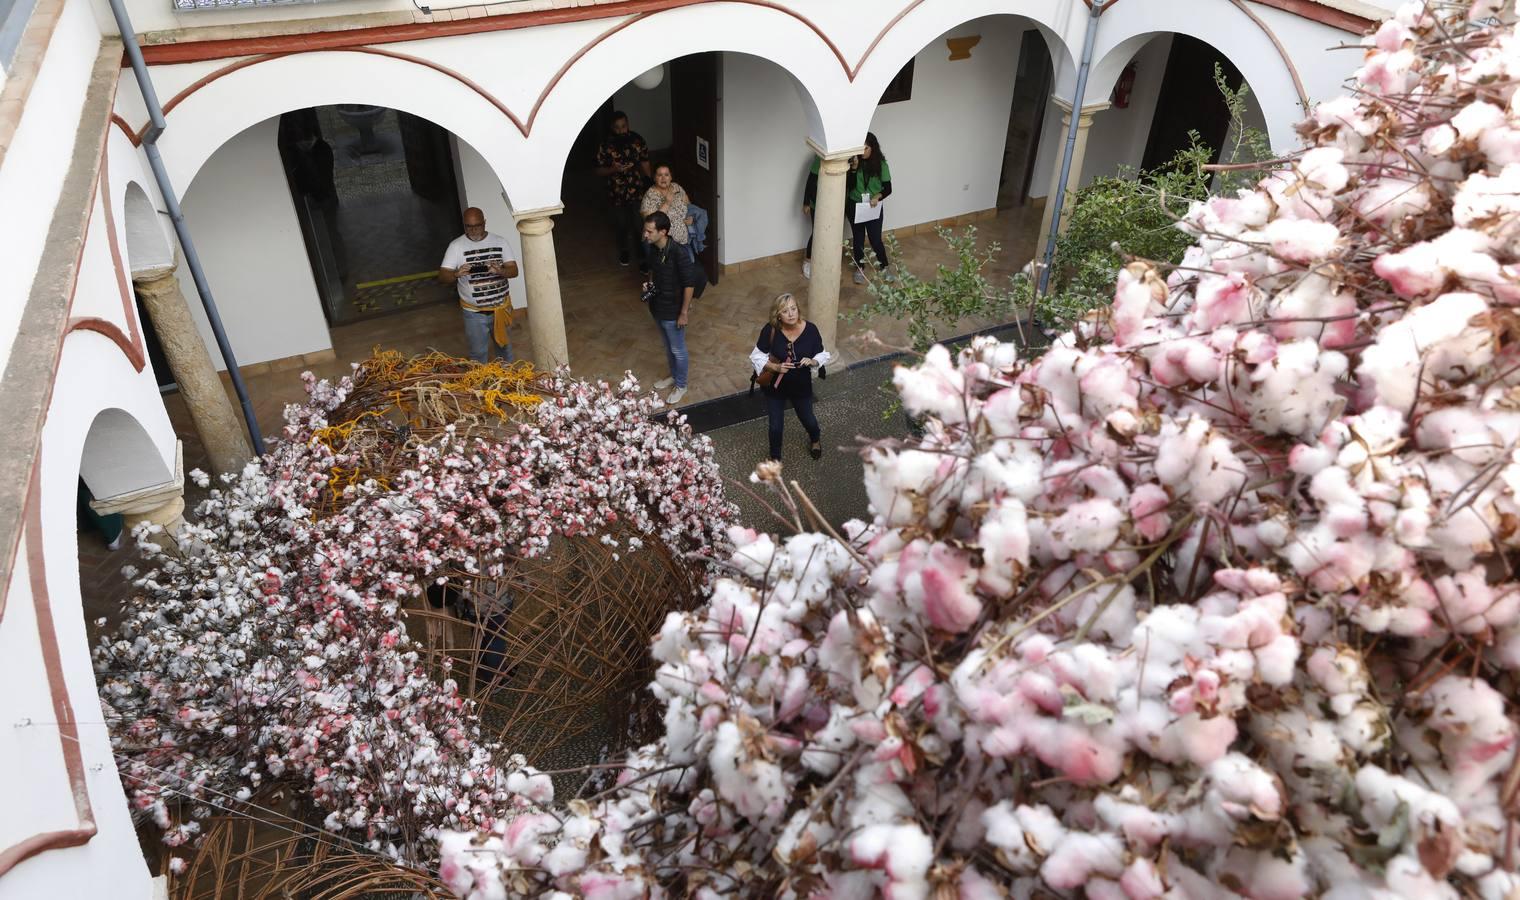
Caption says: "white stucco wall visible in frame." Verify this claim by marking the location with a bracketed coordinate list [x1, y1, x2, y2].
[0, 183, 174, 900]
[720, 16, 1025, 265]
[454, 139, 527, 311]
[612, 74, 674, 152]
[1077, 33, 1172, 188]
[179, 117, 331, 370]
[0, 0, 104, 375]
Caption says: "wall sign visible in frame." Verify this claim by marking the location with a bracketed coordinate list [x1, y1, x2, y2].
[695, 136, 710, 171]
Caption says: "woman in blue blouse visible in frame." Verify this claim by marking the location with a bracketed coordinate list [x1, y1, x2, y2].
[750, 293, 832, 461]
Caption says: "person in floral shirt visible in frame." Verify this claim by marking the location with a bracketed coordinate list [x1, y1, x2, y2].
[595, 111, 652, 267]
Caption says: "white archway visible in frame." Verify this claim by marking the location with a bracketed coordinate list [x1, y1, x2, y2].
[150, 50, 531, 213]
[1087, 2, 1311, 152]
[838, 0, 1078, 147]
[524, 3, 849, 186]
[121, 181, 172, 275]
[79, 407, 175, 501]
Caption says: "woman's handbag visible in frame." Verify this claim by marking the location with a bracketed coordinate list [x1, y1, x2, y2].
[749, 324, 779, 395]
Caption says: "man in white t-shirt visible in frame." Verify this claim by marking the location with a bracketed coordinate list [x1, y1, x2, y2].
[439, 207, 520, 363]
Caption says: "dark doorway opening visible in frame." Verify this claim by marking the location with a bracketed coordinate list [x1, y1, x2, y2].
[1140, 34, 1244, 173]
[277, 106, 464, 326]
[998, 29, 1053, 209]
[556, 52, 720, 293]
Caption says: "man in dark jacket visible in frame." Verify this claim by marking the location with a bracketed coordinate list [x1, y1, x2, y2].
[641, 211, 703, 405]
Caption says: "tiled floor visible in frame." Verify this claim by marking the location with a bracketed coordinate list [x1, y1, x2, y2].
[218, 200, 1041, 440]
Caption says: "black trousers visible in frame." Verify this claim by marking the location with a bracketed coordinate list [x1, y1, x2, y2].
[608, 202, 642, 257]
[766, 390, 821, 460]
[851, 214, 888, 269]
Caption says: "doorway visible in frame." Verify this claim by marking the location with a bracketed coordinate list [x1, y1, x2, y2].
[277, 106, 464, 326]
[998, 29, 1053, 210]
[670, 53, 720, 282]
[1140, 34, 1243, 172]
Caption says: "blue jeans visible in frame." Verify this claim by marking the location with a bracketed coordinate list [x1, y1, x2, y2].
[461, 308, 513, 363]
[766, 390, 820, 460]
[686, 204, 710, 254]
[655, 317, 688, 389]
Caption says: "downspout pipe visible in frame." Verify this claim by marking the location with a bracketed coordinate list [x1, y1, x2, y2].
[104, 0, 267, 455]
[1038, 0, 1106, 296]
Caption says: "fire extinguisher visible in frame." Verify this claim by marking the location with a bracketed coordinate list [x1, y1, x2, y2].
[1112, 62, 1137, 109]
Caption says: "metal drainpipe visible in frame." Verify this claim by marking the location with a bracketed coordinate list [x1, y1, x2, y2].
[104, 0, 266, 455]
[1037, 0, 1106, 296]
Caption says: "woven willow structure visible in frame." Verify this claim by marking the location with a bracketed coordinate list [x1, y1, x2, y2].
[315, 350, 699, 761]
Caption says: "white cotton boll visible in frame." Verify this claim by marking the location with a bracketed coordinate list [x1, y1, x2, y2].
[801, 705, 856, 775]
[864, 449, 960, 529]
[894, 345, 967, 425]
[1244, 340, 1348, 438]
[982, 802, 1066, 873]
[1051, 499, 1123, 557]
[1266, 218, 1341, 263]
[976, 499, 1030, 597]
[1418, 407, 1503, 465]
[1355, 765, 1464, 846]
[1359, 291, 1492, 409]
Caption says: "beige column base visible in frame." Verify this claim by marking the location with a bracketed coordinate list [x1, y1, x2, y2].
[513, 206, 569, 371]
[805, 139, 864, 351]
[132, 266, 252, 478]
[1034, 99, 1111, 269]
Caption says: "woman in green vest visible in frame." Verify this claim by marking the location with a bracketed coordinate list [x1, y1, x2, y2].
[847, 132, 894, 284]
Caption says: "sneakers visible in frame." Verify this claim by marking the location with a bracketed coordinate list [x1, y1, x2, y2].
[653, 376, 675, 391]
[618, 251, 630, 267]
[852, 265, 866, 285]
[666, 386, 687, 405]
[802, 259, 812, 279]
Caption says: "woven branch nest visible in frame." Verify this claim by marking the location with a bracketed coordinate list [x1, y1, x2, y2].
[316, 350, 700, 762]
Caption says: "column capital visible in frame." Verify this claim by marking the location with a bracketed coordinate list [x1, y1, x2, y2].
[89, 441, 185, 517]
[131, 265, 178, 287]
[806, 136, 866, 164]
[1051, 96, 1111, 122]
[513, 204, 566, 235]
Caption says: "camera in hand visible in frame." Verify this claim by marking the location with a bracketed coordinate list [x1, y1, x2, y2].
[640, 281, 657, 304]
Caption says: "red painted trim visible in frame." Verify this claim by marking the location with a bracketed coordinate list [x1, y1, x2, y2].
[127, 2, 859, 142]
[136, 0, 707, 65]
[95, 154, 148, 372]
[0, 466, 99, 876]
[109, 114, 140, 147]
[67, 318, 146, 371]
[1246, 0, 1376, 34]
[1094, 0, 1375, 33]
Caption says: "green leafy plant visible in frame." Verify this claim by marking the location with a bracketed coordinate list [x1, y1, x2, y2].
[1031, 65, 1272, 328]
[850, 225, 1020, 356]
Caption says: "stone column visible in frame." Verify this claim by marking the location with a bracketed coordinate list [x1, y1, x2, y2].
[90, 441, 189, 553]
[132, 266, 252, 478]
[806, 141, 863, 350]
[1035, 99, 1111, 257]
[513, 205, 569, 370]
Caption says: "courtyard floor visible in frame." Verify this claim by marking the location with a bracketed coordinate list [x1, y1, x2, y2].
[80, 203, 1041, 628]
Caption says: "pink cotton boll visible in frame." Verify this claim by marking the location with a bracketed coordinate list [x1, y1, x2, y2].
[1434, 569, 1498, 634]
[1266, 218, 1342, 263]
[1236, 329, 1277, 365]
[1373, 240, 1446, 298]
[1041, 724, 1125, 784]
[1129, 484, 1172, 542]
[1017, 671, 1065, 715]
[956, 867, 1004, 900]
[1357, 47, 1418, 95]
[981, 725, 1025, 758]
[1373, 17, 1413, 51]
[1193, 271, 1255, 330]
[1111, 264, 1167, 347]
[917, 559, 983, 634]
[1119, 858, 1167, 899]
[1040, 831, 1126, 890]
